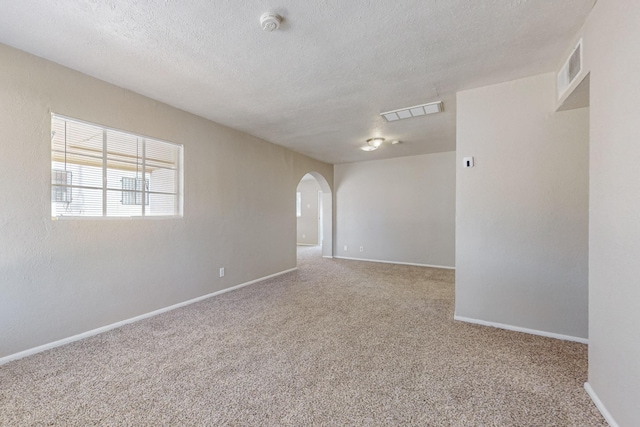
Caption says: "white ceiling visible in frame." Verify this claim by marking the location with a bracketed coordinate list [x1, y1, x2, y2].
[0, 0, 595, 164]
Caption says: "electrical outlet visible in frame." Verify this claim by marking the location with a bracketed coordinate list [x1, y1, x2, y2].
[359, 246, 364, 252]
[344, 245, 348, 251]
[219, 267, 225, 278]
[302, 234, 306, 238]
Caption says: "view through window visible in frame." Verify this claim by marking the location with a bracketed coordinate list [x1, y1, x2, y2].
[51, 114, 183, 218]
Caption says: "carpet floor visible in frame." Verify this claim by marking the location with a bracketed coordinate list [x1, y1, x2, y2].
[0, 246, 606, 426]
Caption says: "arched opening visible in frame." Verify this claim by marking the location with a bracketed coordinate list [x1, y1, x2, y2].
[296, 172, 333, 258]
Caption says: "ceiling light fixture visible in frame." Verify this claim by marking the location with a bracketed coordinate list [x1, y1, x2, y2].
[381, 101, 443, 122]
[361, 137, 385, 151]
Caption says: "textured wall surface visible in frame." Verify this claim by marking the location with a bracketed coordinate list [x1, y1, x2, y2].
[0, 43, 332, 358]
[334, 152, 455, 268]
[455, 73, 589, 340]
[296, 178, 321, 245]
[580, 1, 640, 425]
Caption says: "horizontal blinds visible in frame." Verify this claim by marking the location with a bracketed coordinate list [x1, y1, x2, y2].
[51, 114, 182, 218]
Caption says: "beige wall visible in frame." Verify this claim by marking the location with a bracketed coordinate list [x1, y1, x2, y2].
[334, 152, 455, 267]
[296, 178, 321, 245]
[0, 43, 332, 359]
[455, 73, 589, 340]
[579, 1, 640, 425]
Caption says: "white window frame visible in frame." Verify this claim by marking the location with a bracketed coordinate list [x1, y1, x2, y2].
[51, 113, 184, 219]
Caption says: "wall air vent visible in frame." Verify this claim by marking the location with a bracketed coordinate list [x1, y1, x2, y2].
[381, 101, 443, 122]
[558, 39, 583, 99]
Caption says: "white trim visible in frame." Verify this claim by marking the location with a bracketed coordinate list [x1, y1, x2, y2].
[296, 243, 317, 246]
[322, 256, 333, 259]
[0, 267, 297, 366]
[52, 215, 183, 221]
[453, 315, 588, 344]
[334, 255, 455, 270]
[584, 382, 619, 427]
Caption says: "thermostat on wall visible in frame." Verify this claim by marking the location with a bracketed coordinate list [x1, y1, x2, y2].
[463, 157, 474, 168]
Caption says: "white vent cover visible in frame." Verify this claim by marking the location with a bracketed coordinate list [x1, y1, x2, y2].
[558, 39, 583, 98]
[381, 101, 443, 122]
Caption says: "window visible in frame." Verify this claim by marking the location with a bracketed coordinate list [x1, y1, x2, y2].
[296, 192, 302, 217]
[51, 114, 183, 218]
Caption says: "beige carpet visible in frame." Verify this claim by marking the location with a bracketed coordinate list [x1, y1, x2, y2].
[0, 246, 605, 426]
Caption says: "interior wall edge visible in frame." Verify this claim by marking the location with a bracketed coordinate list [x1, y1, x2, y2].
[453, 315, 588, 344]
[333, 256, 455, 270]
[584, 382, 619, 427]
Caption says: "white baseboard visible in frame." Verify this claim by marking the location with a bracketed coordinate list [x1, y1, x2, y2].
[453, 315, 588, 344]
[584, 382, 619, 427]
[334, 255, 455, 270]
[296, 243, 318, 246]
[322, 256, 333, 259]
[0, 267, 297, 366]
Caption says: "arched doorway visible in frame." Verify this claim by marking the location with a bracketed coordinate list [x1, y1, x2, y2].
[296, 172, 333, 258]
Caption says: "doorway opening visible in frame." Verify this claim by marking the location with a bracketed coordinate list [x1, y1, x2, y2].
[296, 172, 332, 259]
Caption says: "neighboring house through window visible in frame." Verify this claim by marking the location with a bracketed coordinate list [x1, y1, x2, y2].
[51, 169, 72, 203]
[121, 177, 149, 206]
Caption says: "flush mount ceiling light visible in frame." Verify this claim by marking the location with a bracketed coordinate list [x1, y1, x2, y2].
[361, 137, 385, 151]
[381, 101, 443, 122]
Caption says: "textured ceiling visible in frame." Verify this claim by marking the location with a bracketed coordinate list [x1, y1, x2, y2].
[0, 0, 595, 164]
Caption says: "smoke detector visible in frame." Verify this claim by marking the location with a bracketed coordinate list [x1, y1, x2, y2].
[260, 13, 282, 32]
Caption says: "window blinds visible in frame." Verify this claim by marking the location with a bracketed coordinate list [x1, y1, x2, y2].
[51, 114, 183, 218]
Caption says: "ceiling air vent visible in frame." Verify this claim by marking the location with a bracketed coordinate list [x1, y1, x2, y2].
[381, 101, 443, 122]
[558, 39, 582, 99]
